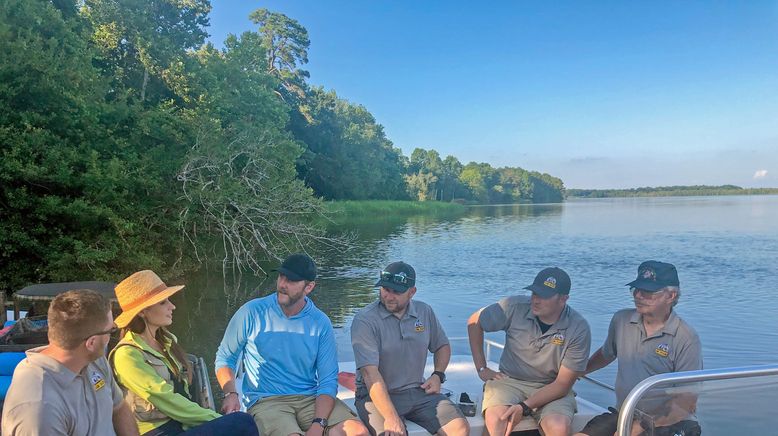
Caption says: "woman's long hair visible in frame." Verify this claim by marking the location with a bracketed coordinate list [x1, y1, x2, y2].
[121, 316, 193, 384]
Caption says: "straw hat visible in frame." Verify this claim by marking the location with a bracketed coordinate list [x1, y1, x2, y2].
[114, 270, 184, 328]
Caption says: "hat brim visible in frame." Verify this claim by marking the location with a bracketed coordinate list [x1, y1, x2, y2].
[274, 267, 308, 282]
[375, 279, 411, 293]
[524, 284, 558, 298]
[114, 285, 184, 328]
[625, 279, 664, 291]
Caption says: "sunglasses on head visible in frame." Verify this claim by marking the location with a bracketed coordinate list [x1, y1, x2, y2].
[380, 271, 413, 285]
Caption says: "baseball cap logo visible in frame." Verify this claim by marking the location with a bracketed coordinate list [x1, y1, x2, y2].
[543, 277, 557, 289]
[640, 267, 656, 281]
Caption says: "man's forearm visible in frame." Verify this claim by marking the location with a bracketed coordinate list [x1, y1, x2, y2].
[523, 380, 571, 410]
[433, 344, 451, 372]
[216, 366, 237, 392]
[314, 394, 336, 420]
[584, 348, 614, 374]
[467, 310, 487, 369]
[362, 366, 401, 421]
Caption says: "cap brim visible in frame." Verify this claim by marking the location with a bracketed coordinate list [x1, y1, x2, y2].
[115, 285, 184, 328]
[274, 267, 305, 282]
[375, 279, 410, 293]
[524, 284, 557, 298]
[625, 279, 664, 291]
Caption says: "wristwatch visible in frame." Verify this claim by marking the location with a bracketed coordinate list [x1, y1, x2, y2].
[432, 370, 446, 384]
[311, 417, 328, 428]
[518, 401, 532, 416]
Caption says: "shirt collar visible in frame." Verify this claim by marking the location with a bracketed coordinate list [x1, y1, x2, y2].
[25, 346, 83, 383]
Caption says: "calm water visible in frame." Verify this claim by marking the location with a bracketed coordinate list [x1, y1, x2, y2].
[171, 195, 778, 430]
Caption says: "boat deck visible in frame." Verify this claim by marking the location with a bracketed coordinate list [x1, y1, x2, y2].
[337, 355, 605, 435]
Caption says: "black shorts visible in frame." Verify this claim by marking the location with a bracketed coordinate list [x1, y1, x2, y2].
[580, 411, 701, 436]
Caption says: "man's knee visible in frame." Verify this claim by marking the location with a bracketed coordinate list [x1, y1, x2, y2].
[539, 414, 571, 436]
[438, 416, 470, 436]
[333, 418, 370, 436]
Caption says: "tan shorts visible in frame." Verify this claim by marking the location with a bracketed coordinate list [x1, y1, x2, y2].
[482, 377, 577, 422]
[248, 395, 358, 436]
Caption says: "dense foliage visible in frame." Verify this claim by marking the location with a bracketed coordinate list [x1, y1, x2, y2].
[0, 0, 565, 292]
[567, 185, 778, 198]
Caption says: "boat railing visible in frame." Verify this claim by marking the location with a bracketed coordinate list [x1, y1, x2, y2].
[616, 364, 778, 436]
[448, 336, 615, 392]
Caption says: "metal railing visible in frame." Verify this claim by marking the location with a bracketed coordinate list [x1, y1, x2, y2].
[617, 364, 778, 436]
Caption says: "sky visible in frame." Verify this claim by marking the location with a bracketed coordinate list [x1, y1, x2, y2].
[207, 1, 778, 189]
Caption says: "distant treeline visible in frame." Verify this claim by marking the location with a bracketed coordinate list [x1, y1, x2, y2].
[567, 185, 778, 198]
[0, 1, 563, 291]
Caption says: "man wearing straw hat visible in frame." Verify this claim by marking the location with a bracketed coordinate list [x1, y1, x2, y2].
[215, 253, 368, 436]
[1, 289, 139, 436]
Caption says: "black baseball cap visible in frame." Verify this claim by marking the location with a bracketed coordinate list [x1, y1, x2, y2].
[274, 253, 317, 282]
[524, 267, 571, 298]
[375, 261, 416, 293]
[626, 260, 679, 292]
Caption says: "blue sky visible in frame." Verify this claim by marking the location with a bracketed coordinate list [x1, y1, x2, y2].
[207, 1, 778, 189]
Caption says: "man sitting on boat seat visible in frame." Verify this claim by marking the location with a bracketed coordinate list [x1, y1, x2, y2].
[351, 261, 469, 436]
[215, 253, 368, 436]
[468, 267, 591, 436]
[1, 289, 139, 436]
[574, 261, 702, 436]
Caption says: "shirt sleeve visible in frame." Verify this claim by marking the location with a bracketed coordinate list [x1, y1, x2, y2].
[674, 331, 703, 372]
[214, 302, 253, 372]
[427, 307, 449, 353]
[2, 402, 69, 435]
[113, 345, 220, 426]
[601, 312, 620, 361]
[315, 316, 339, 398]
[478, 298, 512, 332]
[561, 319, 592, 373]
[96, 356, 124, 407]
[351, 315, 379, 370]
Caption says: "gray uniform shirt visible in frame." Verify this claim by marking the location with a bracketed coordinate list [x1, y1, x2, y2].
[352, 300, 449, 393]
[602, 309, 703, 406]
[1, 347, 123, 436]
[479, 295, 591, 384]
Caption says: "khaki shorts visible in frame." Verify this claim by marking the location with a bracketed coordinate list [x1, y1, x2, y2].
[482, 377, 577, 422]
[248, 395, 358, 436]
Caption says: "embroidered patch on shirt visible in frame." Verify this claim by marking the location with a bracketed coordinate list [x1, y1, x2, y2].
[655, 343, 670, 357]
[415, 320, 425, 332]
[551, 333, 565, 345]
[91, 370, 106, 391]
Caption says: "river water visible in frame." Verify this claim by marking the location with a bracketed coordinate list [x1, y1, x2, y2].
[171, 195, 778, 432]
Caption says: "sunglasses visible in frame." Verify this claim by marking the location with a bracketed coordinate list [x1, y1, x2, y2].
[83, 326, 119, 341]
[630, 287, 666, 299]
[380, 271, 414, 285]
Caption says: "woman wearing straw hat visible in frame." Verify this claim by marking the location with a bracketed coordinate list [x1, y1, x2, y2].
[110, 270, 258, 436]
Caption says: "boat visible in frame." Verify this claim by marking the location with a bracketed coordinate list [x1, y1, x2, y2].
[335, 338, 607, 435]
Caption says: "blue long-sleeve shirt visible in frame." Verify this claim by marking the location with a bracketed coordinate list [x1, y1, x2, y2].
[214, 293, 339, 409]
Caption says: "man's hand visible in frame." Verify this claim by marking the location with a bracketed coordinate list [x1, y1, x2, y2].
[500, 404, 525, 436]
[420, 374, 442, 394]
[383, 415, 407, 436]
[478, 367, 507, 382]
[220, 393, 241, 414]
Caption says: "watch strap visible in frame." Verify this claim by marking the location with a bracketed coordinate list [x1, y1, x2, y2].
[312, 417, 328, 428]
[432, 370, 446, 383]
[518, 401, 532, 416]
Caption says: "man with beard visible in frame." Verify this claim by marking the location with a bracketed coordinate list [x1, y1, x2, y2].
[351, 261, 469, 436]
[467, 267, 591, 436]
[2, 290, 138, 436]
[574, 261, 702, 436]
[215, 253, 368, 436]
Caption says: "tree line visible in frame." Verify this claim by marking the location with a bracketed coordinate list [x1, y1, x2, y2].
[0, 0, 564, 292]
[567, 185, 778, 198]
